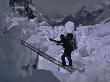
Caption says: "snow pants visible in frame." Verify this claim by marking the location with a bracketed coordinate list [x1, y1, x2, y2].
[61, 49, 72, 66]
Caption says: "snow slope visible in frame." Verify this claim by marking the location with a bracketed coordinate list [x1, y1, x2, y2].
[66, 23, 110, 82]
[26, 20, 110, 82]
[5, 17, 110, 82]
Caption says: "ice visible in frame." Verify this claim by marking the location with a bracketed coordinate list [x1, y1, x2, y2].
[65, 22, 110, 82]
[1, 0, 110, 82]
[2, 13, 110, 82]
[6, 16, 26, 31]
[25, 19, 110, 78]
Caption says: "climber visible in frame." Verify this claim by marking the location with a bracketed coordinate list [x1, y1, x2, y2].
[49, 33, 77, 67]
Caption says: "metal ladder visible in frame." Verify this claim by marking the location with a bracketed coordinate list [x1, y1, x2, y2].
[19, 39, 76, 73]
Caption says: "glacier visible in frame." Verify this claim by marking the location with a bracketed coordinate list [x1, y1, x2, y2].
[1, 0, 110, 82]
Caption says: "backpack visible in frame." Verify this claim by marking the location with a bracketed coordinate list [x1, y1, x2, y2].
[72, 35, 77, 50]
[66, 33, 77, 50]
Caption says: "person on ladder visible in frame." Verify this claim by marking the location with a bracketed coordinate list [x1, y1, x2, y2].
[49, 33, 77, 67]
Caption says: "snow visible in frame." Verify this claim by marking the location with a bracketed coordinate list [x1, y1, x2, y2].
[1, 0, 110, 82]
[65, 22, 110, 82]
[3, 13, 109, 82]
[17, 21, 76, 74]
[8, 70, 61, 82]
[6, 16, 26, 31]
[0, 11, 40, 81]
[64, 21, 74, 33]
[12, 17, 110, 82]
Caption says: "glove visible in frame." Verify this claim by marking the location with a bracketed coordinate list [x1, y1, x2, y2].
[49, 38, 53, 41]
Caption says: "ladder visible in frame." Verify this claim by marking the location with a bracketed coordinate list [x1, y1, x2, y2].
[19, 39, 76, 73]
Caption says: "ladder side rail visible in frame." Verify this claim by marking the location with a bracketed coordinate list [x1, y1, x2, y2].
[20, 39, 61, 63]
